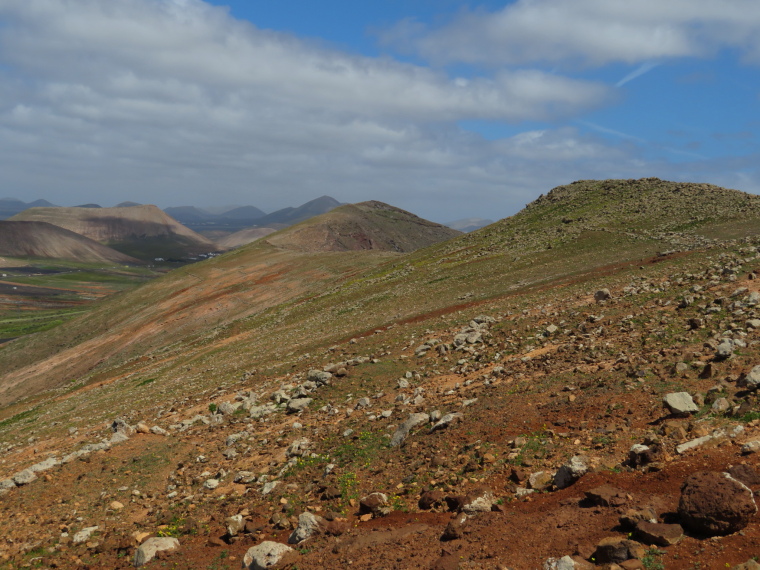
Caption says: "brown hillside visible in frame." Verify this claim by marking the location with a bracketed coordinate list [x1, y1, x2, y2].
[11, 205, 219, 259]
[3, 181, 760, 569]
[0, 221, 139, 264]
[216, 227, 278, 248]
[266, 200, 461, 252]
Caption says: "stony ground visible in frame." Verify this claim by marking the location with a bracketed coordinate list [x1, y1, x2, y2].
[2, 232, 760, 569]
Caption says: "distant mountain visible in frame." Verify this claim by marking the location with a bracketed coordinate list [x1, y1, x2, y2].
[116, 201, 141, 207]
[0, 221, 139, 264]
[255, 195, 341, 227]
[75, 203, 102, 208]
[445, 217, 494, 233]
[164, 206, 215, 224]
[0, 198, 58, 219]
[217, 205, 266, 220]
[11, 205, 222, 261]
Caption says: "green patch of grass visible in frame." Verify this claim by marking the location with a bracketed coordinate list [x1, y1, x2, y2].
[0, 407, 39, 430]
[0, 310, 81, 338]
[337, 471, 359, 505]
[332, 430, 388, 467]
[642, 547, 665, 570]
[739, 411, 760, 423]
[136, 377, 156, 387]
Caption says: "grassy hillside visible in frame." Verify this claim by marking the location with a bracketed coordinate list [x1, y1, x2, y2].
[1, 178, 757, 410]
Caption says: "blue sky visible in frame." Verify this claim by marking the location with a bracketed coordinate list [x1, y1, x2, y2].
[0, 0, 758, 223]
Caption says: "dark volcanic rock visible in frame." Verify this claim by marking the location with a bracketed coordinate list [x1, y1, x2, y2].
[634, 521, 683, 546]
[678, 471, 757, 536]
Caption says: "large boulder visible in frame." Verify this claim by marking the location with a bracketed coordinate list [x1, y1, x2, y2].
[133, 537, 179, 567]
[242, 541, 295, 570]
[678, 471, 757, 536]
[663, 392, 699, 415]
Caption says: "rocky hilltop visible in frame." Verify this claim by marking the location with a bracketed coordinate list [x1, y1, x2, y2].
[0, 180, 759, 569]
[266, 200, 462, 253]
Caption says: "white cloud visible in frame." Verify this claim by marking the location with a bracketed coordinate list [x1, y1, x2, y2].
[0, 0, 754, 222]
[0, 0, 622, 219]
[383, 0, 760, 67]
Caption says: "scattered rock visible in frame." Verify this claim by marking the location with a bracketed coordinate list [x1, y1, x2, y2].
[741, 440, 760, 454]
[73, 526, 99, 544]
[461, 487, 495, 514]
[242, 541, 294, 570]
[592, 537, 634, 564]
[359, 492, 390, 517]
[286, 398, 313, 414]
[430, 413, 463, 433]
[528, 471, 553, 491]
[585, 485, 628, 508]
[663, 392, 699, 415]
[619, 507, 657, 530]
[594, 289, 612, 302]
[633, 521, 683, 546]
[288, 512, 325, 544]
[390, 413, 429, 447]
[716, 340, 734, 360]
[544, 556, 578, 570]
[441, 513, 467, 541]
[554, 455, 589, 489]
[419, 490, 446, 510]
[134, 537, 179, 567]
[226, 514, 245, 537]
[678, 471, 758, 536]
[744, 365, 760, 390]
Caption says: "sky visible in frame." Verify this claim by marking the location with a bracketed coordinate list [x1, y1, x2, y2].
[0, 0, 759, 223]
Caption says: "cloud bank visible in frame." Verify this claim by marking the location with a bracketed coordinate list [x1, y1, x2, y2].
[0, 0, 757, 221]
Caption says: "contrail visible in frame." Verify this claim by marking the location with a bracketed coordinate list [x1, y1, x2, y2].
[616, 62, 660, 87]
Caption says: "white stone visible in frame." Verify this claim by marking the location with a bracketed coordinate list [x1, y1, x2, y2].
[73, 526, 99, 544]
[288, 512, 324, 544]
[242, 541, 294, 570]
[663, 392, 699, 414]
[133, 537, 179, 567]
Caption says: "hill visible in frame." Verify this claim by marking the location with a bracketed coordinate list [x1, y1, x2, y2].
[217, 205, 266, 220]
[216, 227, 278, 248]
[2, 180, 760, 569]
[0, 221, 139, 264]
[266, 200, 461, 252]
[11, 205, 221, 260]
